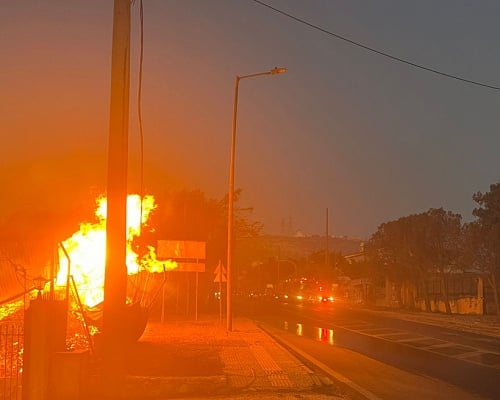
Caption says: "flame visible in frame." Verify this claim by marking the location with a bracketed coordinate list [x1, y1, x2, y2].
[0, 299, 23, 321]
[56, 194, 176, 307]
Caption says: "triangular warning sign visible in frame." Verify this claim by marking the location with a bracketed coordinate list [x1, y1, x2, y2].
[213, 260, 227, 276]
[213, 260, 227, 282]
[214, 271, 227, 283]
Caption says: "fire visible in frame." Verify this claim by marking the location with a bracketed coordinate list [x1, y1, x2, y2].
[56, 194, 176, 307]
[0, 299, 24, 321]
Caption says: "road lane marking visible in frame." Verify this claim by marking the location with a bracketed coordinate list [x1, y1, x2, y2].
[261, 325, 383, 400]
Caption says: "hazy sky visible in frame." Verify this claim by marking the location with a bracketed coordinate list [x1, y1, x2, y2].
[2, 0, 500, 239]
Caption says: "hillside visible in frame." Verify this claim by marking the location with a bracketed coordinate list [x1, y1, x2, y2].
[234, 234, 363, 265]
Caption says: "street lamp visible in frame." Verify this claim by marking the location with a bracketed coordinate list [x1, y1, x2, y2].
[33, 276, 47, 299]
[226, 66, 287, 332]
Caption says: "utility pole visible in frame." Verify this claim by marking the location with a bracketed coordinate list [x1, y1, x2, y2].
[103, 0, 130, 393]
[325, 208, 329, 267]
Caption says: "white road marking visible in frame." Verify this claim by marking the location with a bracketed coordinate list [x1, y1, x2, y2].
[263, 326, 383, 400]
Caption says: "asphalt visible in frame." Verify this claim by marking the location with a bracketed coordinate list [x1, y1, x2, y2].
[83, 308, 500, 400]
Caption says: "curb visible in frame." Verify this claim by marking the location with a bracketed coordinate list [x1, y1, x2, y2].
[125, 375, 227, 398]
[87, 375, 228, 399]
[258, 323, 381, 400]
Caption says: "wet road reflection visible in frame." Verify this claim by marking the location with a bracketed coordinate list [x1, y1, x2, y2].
[281, 320, 335, 346]
[251, 304, 500, 400]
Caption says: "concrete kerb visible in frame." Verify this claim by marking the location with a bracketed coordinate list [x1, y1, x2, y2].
[258, 323, 382, 400]
[221, 318, 331, 394]
[123, 375, 228, 399]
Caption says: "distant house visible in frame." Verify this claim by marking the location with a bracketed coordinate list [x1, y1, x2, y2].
[344, 251, 366, 264]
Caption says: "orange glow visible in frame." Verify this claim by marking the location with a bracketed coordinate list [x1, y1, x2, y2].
[315, 327, 335, 345]
[0, 300, 23, 321]
[56, 194, 176, 307]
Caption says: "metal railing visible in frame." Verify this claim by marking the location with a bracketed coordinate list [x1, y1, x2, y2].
[0, 323, 23, 400]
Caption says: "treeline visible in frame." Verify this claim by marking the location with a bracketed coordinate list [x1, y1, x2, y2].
[363, 182, 500, 315]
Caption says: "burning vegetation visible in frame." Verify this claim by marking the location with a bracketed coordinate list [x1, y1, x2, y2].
[55, 194, 177, 309]
[9, 193, 180, 350]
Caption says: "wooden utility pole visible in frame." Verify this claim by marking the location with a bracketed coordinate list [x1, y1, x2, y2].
[103, 0, 130, 394]
[104, 0, 130, 337]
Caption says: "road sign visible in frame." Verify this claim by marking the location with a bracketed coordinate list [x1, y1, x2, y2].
[213, 261, 227, 283]
[157, 240, 206, 272]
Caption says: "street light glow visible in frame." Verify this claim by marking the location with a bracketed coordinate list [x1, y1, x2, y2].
[270, 67, 287, 75]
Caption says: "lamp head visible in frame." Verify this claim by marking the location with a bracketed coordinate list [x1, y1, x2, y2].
[270, 67, 287, 75]
[33, 276, 47, 292]
[33, 275, 47, 299]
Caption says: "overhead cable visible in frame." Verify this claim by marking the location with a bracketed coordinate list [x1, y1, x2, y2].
[252, 0, 500, 91]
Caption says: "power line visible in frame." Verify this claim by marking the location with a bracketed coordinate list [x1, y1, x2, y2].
[252, 0, 500, 91]
[138, 0, 144, 202]
[135, 0, 145, 232]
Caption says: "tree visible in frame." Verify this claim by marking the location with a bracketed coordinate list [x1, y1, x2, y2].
[134, 188, 262, 313]
[469, 183, 500, 315]
[222, 189, 263, 239]
[142, 188, 261, 263]
[367, 208, 463, 313]
[422, 208, 463, 314]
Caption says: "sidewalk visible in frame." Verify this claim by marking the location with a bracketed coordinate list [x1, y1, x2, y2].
[85, 308, 500, 399]
[360, 306, 500, 338]
[88, 316, 348, 400]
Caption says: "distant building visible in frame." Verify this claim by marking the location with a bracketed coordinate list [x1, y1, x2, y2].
[294, 230, 306, 238]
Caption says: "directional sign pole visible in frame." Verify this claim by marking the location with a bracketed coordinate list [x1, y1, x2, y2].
[217, 260, 222, 323]
[213, 260, 226, 323]
[195, 271, 199, 321]
[161, 284, 166, 324]
[219, 269, 222, 323]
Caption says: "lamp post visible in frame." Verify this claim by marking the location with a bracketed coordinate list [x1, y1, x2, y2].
[33, 276, 47, 299]
[226, 66, 287, 332]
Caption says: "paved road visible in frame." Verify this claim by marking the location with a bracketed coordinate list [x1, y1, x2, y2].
[239, 299, 500, 399]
